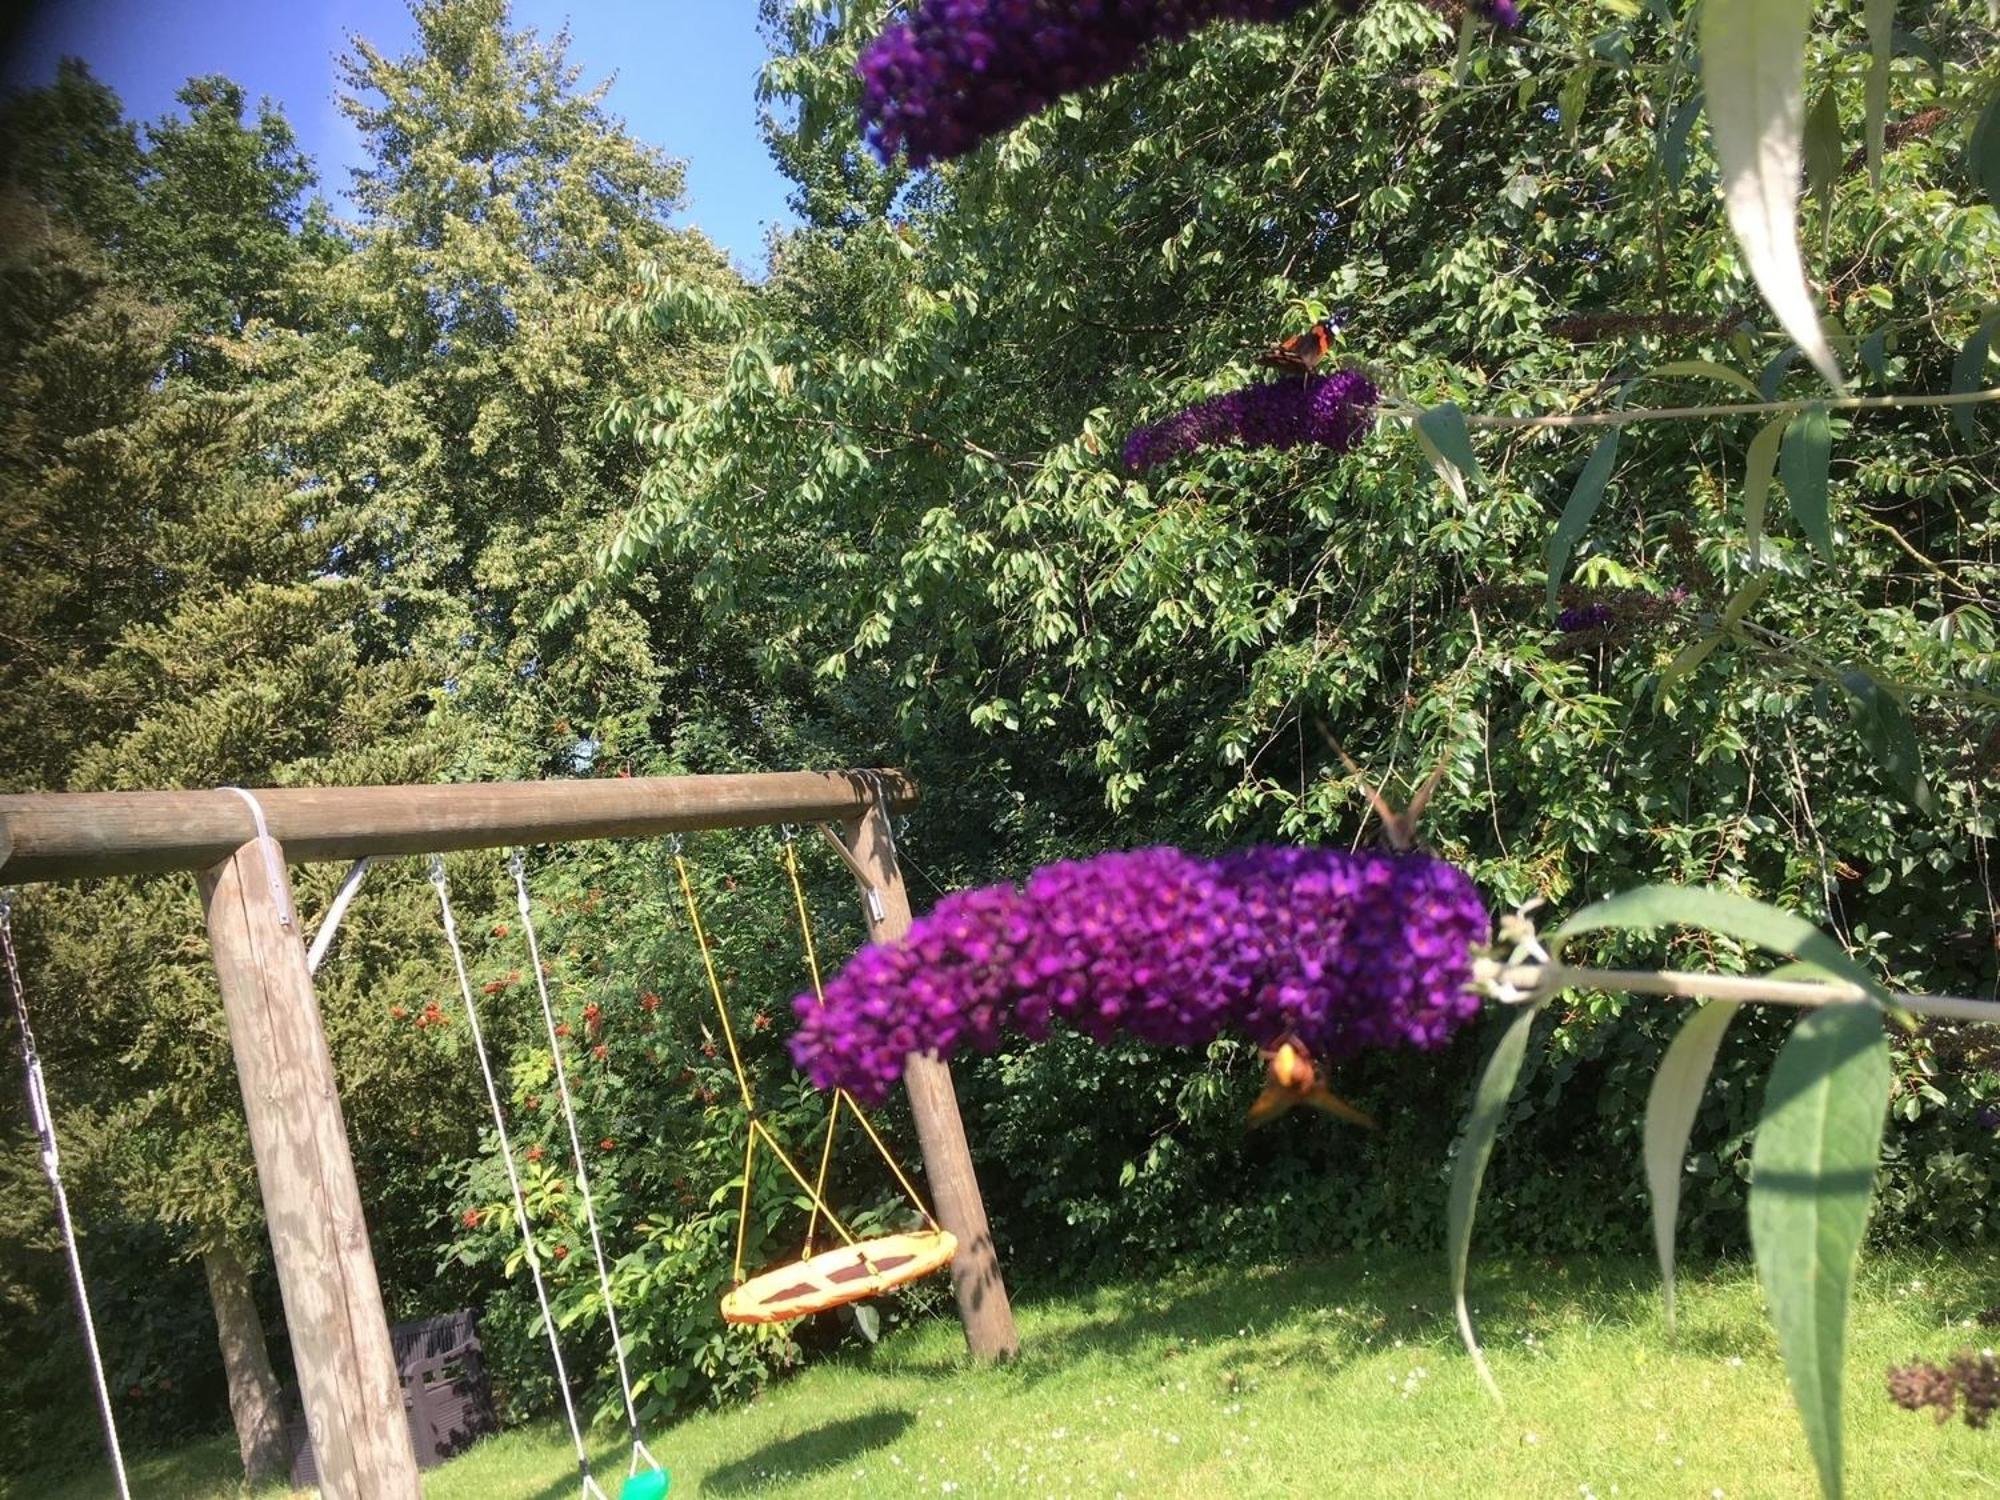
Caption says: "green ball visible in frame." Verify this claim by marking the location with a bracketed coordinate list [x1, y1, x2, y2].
[619, 1468, 670, 1500]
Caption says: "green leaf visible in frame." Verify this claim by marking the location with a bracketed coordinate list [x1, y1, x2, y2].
[1657, 629, 1724, 703]
[1837, 668, 1938, 817]
[1760, 345, 1803, 401]
[1803, 86, 1841, 247]
[1858, 327, 1890, 383]
[1448, 1002, 1546, 1401]
[1970, 88, 2000, 217]
[1644, 1000, 1742, 1335]
[1863, 0, 1893, 189]
[1642, 359, 1763, 402]
[1415, 402, 1484, 504]
[1950, 313, 1996, 443]
[1701, 0, 1845, 390]
[1662, 92, 1705, 188]
[1741, 415, 1787, 568]
[1749, 1003, 1891, 1500]
[1545, 429, 1621, 613]
[1658, 570, 1771, 704]
[1558, 65, 1594, 138]
[1550, 882, 1885, 1002]
[1779, 404, 1834, 563]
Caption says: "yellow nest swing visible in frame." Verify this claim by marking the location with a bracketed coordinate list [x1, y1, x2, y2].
[672, 833, 955, 1327]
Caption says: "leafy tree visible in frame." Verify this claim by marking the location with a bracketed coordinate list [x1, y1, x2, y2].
[585, 0, 1999, 1274]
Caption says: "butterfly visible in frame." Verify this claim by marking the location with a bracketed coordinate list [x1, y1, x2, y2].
[1247, 1033, 1377, 1129]
[1255, 316, 1342, 375]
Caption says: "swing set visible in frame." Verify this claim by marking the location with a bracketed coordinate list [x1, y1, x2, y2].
[0, 770, 1017, 1500]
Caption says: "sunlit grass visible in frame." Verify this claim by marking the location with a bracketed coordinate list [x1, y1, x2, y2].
[19, 1249, 1999, 1499]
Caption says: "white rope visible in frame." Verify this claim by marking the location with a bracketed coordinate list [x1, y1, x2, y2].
[1, 893, 132, 1500]
[508, 851, 659, 1476]
[306, 858, 372, 976]
[219, 787, 292, 928]
[427, 857, 604, 1500]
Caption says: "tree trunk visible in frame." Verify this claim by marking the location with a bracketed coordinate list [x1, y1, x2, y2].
[203, 1243, 290, 1486]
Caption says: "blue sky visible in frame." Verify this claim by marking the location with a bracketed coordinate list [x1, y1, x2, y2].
[2, 0, 799, 274]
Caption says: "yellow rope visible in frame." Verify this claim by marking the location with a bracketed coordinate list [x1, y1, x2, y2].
[803, 1093, 841, 1257]
[674, 844, 868, 1280]
[779, 838, 939, 1236]
[733, 1127, 755, 1284]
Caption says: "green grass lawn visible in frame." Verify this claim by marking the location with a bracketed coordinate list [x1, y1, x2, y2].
[17, 1250, 1999, 1499]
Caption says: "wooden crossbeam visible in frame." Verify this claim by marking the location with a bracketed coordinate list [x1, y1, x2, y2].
[0, 769, 917, 883]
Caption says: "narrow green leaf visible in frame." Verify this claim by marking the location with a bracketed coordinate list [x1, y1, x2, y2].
[1451, 11, 1479, 85]
[1803, 86, 1841, 244]
[1550, 882, 1886, 1002]
[1779, 404, 1834, 563]
[1750, 1003, 1891, 1500]
[1545, 430, 1621, 613]
[1448, 1003, 1546, 1401]
[1644, 1001, 1742, 1335]
[1657, 630, 1723, 704]
[1663, 92, 1705, 188]
[1701, 0, 1845, 390]
[1741, 415, 1787, 568]
[1760, 345, 1802, 400]
[1413, 425, 1465, 505]
[1642, 359, 1763, 402]
[1951, 313, 1996, 443]
[1858, 328, 1889, 383]
[1719, 570, 1772, 630]
[1416, 402, 1485, 501]
[1971, 89, 2000, 217]
[1837, 668, 1938, 817]
[1559, 65, 1594, 138]
[1863, 0, 1893, 189]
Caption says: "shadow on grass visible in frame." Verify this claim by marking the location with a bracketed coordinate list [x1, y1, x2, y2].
[698, 1408, 915, 1495]
[874, 1251, 1682, 1393]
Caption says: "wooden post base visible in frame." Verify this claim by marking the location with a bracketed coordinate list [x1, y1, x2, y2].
[843, 805, 1020, 1361]
[201, 838, 420, 1499]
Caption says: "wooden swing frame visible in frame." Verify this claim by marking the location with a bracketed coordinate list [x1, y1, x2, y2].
[0, 770, 1019, 1500]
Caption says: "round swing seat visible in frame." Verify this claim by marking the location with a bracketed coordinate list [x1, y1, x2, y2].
[721, 1229, 957, 1325]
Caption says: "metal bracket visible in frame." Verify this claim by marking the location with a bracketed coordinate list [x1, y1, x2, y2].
[219, 786, 293, 928]
[814, 823, 885, 922]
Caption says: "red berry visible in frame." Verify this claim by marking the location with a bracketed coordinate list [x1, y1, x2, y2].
[462, 1208, 481, 1228]
[599, 1137, 616, 1151]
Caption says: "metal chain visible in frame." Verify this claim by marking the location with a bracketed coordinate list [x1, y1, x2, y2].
[1, 893, 132, 1500]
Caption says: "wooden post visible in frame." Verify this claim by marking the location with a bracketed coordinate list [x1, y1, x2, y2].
[200, 838, 420, 1499]
[843, 802, 1019, 1361]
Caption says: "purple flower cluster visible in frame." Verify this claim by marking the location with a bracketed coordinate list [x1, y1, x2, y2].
[789, 845, 1490, 1104]
[1121, 369, 1378, 470]
[857, 1, 1318, 167]
[1556, 603, 1616, 633]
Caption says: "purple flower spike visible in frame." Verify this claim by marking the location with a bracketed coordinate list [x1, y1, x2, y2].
[789, 845, 1490, 1104]
[1122, 369, 1378, 470]
[1482, 2, 1524, 29]
[858, 1, 1321, 167]
[1556, 603, 1616, 633]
